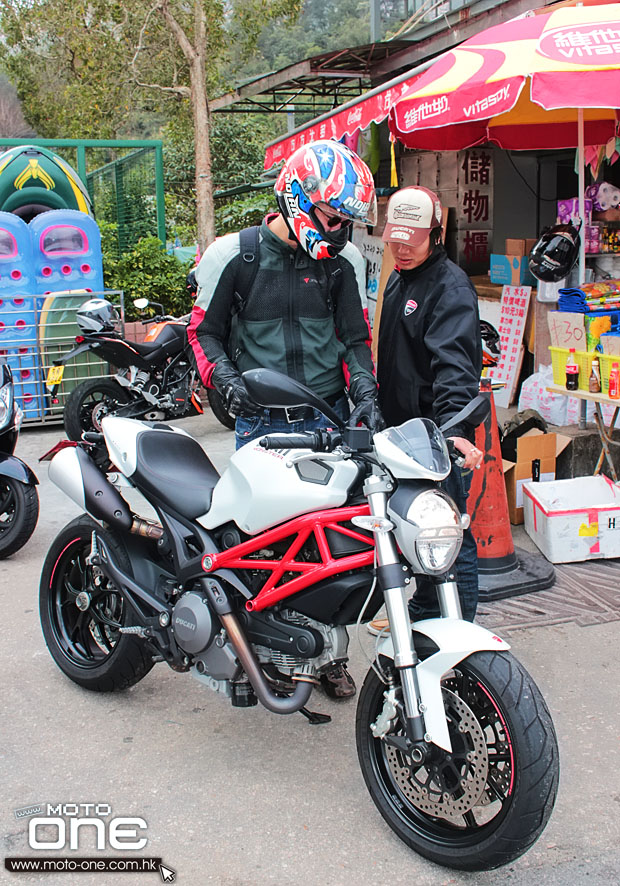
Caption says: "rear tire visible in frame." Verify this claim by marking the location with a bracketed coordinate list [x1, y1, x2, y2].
[356, 651, 559, 871]
[39, 516, 154, 691]
[207, 386, 235, 430]
[64, 378, 132, 441]
[0, 478, 39, 558]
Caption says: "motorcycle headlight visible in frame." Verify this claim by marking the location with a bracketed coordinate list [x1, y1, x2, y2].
[388, 488, 464, 575]
[0, 383, 12, 431]
[410, 491, 463, 574]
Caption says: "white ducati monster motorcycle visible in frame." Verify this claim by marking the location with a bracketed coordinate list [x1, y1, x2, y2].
[39, 368, 558, 871]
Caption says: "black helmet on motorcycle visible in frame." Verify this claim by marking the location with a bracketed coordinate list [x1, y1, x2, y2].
[528, 223, 580, 283]
[76, 298, 121, 334]
[480, 320, 501, 368]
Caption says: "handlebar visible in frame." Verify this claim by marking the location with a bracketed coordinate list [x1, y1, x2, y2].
[259, 429, 342, 452]
[140, 314, 176, 325]
[260, 433, 321, 451]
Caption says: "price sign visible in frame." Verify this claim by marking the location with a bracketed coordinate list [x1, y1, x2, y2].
[547, 311, 586, 350]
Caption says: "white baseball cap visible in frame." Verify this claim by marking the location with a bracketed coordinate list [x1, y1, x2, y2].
[382, 186, 443, 246]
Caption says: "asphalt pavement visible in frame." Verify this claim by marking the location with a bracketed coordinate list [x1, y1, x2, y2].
[2, 411, 619, 886]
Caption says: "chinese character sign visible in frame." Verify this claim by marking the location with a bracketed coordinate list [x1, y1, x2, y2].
[457, 149, 493, 275]
[488, 286, 531, 408]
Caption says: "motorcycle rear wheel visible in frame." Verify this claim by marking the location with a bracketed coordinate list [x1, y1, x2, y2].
[0, 478, 39, 558]
[207, 386, 235, 430]
[356, 651, 559, 871]
[64, 377, 132, 441]
[39, 516, 154, 691]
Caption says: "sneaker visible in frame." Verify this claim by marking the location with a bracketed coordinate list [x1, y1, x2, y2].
[367, 617, 390, 636]
[319, 663, 356, 699]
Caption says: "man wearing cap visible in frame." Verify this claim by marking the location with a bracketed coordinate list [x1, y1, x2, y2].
[371, 185, 483, 628]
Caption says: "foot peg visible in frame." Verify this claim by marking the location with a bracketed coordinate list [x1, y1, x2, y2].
[299, 706, 331, 725]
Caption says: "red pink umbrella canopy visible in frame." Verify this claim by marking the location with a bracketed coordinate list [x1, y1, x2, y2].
[389, 3, 620, 151]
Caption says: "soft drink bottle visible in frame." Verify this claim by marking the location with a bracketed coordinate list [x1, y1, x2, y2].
[609, 362, 620, 399]
[565, 348, 579, 391]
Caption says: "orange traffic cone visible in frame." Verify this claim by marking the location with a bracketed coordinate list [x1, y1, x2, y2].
[467, 379, 555, 601]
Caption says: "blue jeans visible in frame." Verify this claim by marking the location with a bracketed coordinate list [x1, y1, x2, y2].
[408, 465, 479, 623]
[235, 396, 350, 449]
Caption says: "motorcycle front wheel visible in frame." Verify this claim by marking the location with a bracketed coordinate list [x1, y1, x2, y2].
[0, 477, 39, 558]
[207, 386, 235, 430]
[39, 516, 154, 691]
[64, 377, 132, 441]
[356, 651, 559, 871]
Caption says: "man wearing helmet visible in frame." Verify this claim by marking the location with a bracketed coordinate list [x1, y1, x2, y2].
[369, 186, 482, 632]
[188, 139, 384, 698]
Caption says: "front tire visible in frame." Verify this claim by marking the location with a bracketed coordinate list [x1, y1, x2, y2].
[356, 651, 559, 871]
[207, 386, 235, 430]
[64, 377, 132, 441]
[0, 478, 39, 558]
[39, 516, 154, 691]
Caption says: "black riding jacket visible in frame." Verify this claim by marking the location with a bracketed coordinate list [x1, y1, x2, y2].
[188, 218, 376, 400]
[377, 245, 481, 441]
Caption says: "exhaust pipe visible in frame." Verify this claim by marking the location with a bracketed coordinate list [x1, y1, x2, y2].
[49, 446, 164, 539]
[219, 612, 314, 714]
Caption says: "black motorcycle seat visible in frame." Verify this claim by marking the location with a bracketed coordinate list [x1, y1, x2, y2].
[127, 339, 175, 357]
[133, 429, 220, 519]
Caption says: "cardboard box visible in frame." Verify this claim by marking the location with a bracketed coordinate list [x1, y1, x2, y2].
[505, 238, 526, 256]
[525, 238, 537, 254]
[600, 332, 620, 356]
[502, 430, 571, 525]
[490, 254, 537, 286]
[523, 475, 620, 563]
[547, 311, 586, 350]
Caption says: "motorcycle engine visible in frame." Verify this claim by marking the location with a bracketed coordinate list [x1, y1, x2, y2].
[167, 363, 192, 416]
[171, 591, 217, 654]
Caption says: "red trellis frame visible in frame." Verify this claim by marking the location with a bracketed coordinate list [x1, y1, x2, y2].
[202, 504, 375, 612]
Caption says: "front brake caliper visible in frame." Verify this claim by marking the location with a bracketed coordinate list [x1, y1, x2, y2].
[370, 686, 399, 739]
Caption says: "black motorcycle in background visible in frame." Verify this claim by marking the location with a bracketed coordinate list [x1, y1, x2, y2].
[0, 360, 39, 557]
[47, 298, 205, 441]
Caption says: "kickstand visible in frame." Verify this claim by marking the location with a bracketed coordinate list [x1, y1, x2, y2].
[299, 706, 331, 725]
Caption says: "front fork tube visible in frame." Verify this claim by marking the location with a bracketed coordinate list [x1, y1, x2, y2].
[366, 476, 427, 747]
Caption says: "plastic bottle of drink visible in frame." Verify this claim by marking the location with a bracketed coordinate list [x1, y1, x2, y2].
[589, 357, 601, 393]
[565, 348, 579, 391]
[609, 362, 620, 399]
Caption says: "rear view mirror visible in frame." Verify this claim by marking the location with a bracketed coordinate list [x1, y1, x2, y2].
[133, 298, 149, 311]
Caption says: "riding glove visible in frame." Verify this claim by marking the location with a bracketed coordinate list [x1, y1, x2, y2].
[211, 358, 260, 418]
[348, 374, 386, 435]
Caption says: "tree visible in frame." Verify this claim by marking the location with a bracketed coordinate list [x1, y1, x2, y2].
[0, 0, 301, 249]
[0, 74, 35, 138]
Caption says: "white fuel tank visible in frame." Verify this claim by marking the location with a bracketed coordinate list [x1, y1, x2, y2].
[198, 436, 360, 535]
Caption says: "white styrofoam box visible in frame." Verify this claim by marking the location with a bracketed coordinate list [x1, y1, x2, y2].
[523, 475, 620, 563]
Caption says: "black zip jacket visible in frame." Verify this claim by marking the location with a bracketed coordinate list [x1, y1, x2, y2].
[188, 219, 376, 399]
[377, 245, 482, 441]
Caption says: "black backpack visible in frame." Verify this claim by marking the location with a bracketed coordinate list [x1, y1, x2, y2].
[231, 224, 344, 329]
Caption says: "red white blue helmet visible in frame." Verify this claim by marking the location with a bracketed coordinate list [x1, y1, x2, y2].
[274, 139, 377, 260]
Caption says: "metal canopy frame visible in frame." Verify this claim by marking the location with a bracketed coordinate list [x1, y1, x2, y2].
[210, 41, 415, 115]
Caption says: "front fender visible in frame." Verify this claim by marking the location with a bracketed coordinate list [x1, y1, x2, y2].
[376, 618, 510, 752]
[0, 452, 39, 485]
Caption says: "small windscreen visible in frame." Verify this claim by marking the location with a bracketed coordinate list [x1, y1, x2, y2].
[383, 417, 450, 474]
[42, 226, 87, 255]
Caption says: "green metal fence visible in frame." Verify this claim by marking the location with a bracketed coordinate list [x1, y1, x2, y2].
[0, 138, 165, 256]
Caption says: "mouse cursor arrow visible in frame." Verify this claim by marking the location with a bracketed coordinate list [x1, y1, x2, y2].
[159, 863, 176, 883]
